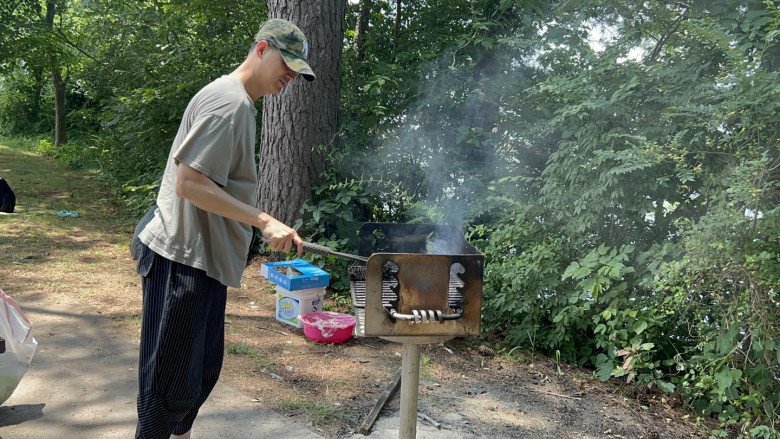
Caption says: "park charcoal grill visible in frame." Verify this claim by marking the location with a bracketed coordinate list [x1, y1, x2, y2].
[347, 223, 484, 439]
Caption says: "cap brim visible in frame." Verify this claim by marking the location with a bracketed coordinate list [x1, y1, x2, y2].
[280, 53, 316, 82]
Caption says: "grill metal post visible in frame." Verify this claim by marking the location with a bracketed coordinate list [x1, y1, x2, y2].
[399, 343, 421, 439]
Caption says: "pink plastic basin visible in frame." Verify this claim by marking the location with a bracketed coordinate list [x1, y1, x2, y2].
[298, 311, 356, 344]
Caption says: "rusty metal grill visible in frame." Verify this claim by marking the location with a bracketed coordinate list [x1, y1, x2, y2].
[348, 223, 483, 338]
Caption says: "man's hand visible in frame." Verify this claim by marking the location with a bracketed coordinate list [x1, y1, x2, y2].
[259, 214, 303, 256]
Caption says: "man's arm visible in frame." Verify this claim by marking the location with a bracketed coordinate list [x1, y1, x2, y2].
[175, 162, 302, 255]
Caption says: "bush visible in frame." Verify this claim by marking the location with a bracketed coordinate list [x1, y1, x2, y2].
[476, 200, 779, 432]
[0, 69, 53, 136]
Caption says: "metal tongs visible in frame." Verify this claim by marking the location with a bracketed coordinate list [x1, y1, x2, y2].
[302, 241, 368, 263]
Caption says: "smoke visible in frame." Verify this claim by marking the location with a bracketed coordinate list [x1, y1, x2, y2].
[357, 43, 529, 230]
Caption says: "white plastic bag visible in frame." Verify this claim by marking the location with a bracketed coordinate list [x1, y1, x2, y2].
[0, 289, 38, 405]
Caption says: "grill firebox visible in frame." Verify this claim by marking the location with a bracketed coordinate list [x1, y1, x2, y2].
[348, 223, 484, 438]
[349, 223, 483, 339]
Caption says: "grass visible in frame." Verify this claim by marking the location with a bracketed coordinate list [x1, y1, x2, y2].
[322, 291, 353, 313]
[500, 344, 536, 363]
[421, 353, 433, 379]
[227, 342, 257, 356]
[0, 135, 42, 153]
[227, 342, 277, 371]
[0, 136, 139, 315]
[0, 137, 129, 228]
[120, 314, 143, 330]
[277, 396, 350, 427]
[230, 337, 361, 429]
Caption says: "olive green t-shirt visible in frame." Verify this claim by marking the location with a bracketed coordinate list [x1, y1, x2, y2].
[139, 75, 257, 287]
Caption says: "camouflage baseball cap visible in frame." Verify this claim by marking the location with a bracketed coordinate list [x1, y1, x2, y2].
[255, 19, 315, 82]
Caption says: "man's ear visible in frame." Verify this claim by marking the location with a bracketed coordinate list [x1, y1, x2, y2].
[256, 40, 269, 58]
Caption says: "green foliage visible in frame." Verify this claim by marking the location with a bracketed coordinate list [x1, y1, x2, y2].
[35, 137, 98, 170]
[82, 1, 261, 213]
[121, 171, 161, 217]
[0, 135, 39, 153]
[0, 70, 52, 135]
[475, 0, 780, 431]
[0, 0, 265, 213]
[472, 208, 571, 353]
[322, 292, 353, 314]
[2, 0, 779, 433]
[291, 172, 413, 292]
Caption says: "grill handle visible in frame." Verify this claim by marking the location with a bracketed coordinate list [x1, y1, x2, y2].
[389, 309, 463, 323]
[302, 241, 368, 263]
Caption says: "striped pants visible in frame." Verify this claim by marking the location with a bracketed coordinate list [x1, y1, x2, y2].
[135, 245, 227, 438]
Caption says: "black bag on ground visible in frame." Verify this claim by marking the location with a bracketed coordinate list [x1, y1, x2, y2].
[131, 204, 157, 260]
[0, 177, 16, 213]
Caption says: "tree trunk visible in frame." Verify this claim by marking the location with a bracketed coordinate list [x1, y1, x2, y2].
[393, 0, 402, 60]
[52, 67, 67, 145]
[354, 0, 373, 63]
[257, 0, 346, 226]
[45, 1, 67, 145]
[30, 67, 44, 123]
[465, 0, 509, 188]
[763, 37, 780, 72]
[466, 51, 499, 186]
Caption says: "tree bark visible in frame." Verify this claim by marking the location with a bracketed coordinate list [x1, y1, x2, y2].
[393, 0, 402, 60]
[45, 1, 67, 145]
[467, 50, 499, 186]
[465, 0, 511, 188]
[30, 67, 44, 123]
[52, 67, 67, 145]
[257, 0, 346, 226]
[354, 0, 373, 63]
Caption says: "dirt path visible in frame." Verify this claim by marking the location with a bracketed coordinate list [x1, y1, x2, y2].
[0, 294, 323, 438]
[0, 140, 322, 438]
[0, 138, 710, 438]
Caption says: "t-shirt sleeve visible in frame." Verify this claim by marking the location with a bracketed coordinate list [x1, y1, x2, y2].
[172, 114, 235, 187]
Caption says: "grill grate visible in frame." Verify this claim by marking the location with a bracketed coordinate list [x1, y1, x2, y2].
[349, 263, 465, 336]
[348, 264, 464, 309]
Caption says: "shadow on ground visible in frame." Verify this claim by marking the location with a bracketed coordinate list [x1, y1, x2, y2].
[0, 404, 45, 427]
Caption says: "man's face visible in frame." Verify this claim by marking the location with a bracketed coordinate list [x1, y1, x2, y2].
[262, 44, 297, 94]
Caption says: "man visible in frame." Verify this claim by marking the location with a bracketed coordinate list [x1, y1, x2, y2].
[133, 19, 315, 439]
